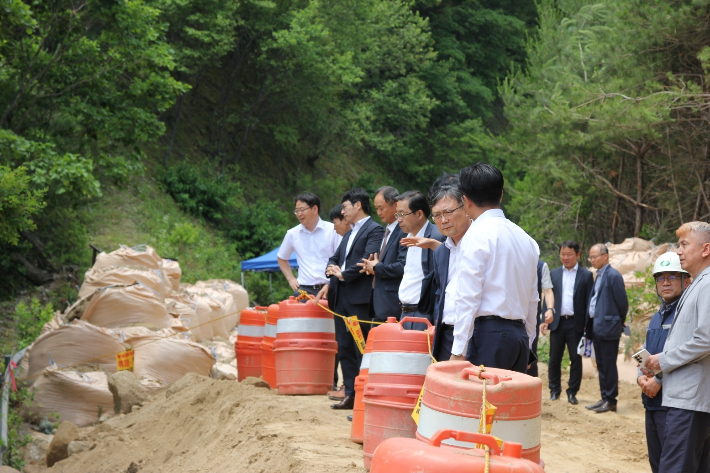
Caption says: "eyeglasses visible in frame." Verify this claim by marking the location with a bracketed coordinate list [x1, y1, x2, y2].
[431, 204, 463, 222]
[394, 211, 414, 220]
[588, 254, 606, 261]
[655, 275, 680, 283]
[293, 206, 312, 215]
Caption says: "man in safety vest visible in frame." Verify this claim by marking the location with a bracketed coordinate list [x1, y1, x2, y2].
[638, 252, 690, 473]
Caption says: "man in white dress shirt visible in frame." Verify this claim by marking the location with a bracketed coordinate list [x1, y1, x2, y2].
[277, 192, 342, 297]
[449, 163, 539, 373]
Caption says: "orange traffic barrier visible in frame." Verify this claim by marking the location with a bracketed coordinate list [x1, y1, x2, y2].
[362, 316, 434, 469]
[235, 306, 266, 381]
[371, 428, 545, 473]
[273, 297, 337, 395]
[351, 328, 376, 444]
[260, 303, 280, 388]
[415, 362, 543, 466]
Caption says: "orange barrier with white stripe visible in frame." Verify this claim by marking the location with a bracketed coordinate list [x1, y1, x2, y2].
[260, 304, 280, 388]
[415, 362, 543, 466]
[235, 307, 266, 381]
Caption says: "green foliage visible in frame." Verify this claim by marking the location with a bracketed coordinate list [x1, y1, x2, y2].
[0, 165, 45, 245]
[0, 387, 34, 470]
[627, 267, 660, 325]
[243, 272, 293, 306]
[227, 201, 291, 260]
[14, 298, 54, 348]
[160, 163, 243, 222]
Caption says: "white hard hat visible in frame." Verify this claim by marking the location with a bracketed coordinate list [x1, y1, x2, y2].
[653, 252, 689, 276]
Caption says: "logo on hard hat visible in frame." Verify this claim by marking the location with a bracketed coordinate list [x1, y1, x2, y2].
[661, 261, 670, 266]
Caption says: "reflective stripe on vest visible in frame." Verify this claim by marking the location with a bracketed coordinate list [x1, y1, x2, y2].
[368, 352, 431, 375]
[264, 324, 277, 338]
[416, 404, 541, 450]
[276, 317, 335, 334]
[238, 325, 264, 338]
[360, 353, 371, 370]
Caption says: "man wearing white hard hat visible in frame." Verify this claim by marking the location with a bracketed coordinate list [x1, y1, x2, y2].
[637, 252, 690, 473]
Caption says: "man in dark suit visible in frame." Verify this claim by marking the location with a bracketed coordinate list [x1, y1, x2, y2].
[585, 243, 629, 413]
[391, 190, 444, 330]
[546, 240, 593, 404]
[316, 188, 384, 410]
[358, 186, 407, 323]
[425, 177, 473, 362]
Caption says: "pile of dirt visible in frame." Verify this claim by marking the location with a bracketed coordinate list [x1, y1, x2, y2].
[38, 364, 653, 473]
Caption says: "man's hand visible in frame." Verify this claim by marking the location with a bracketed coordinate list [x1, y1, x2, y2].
[325, 264, 341, 277]
[450, 354, 465, 361]
[645, 354, 661, 372]
[540, 323, 548, 337]
[544, 309, 554, 325]
[640, 376, 662, 398]
[287, 278, 300, 291]
[357, 253, 378, 275]
[401, 236, 442, 250]
[315, 285, 329, 301]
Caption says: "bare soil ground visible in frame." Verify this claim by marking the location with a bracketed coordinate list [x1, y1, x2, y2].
[40, 363, 651, 473]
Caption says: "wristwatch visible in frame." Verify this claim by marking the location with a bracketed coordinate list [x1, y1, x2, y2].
[546, 307, 555, 314]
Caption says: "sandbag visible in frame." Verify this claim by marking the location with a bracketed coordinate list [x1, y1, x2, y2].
[186, 287, 237, 337]
[71, 284, 172, 330]
[93, 245, 162, 271]
[194, 279, 248, 316]
[79, 266, 169, 300]
[606, 238, 672, 287]
[25, 370, 114, 426]
[165, 294, 209, 341]
[126, 335, 215, 385]
[161, 259, 182, 292]
[25, 320, 126, 386]
[41, 311, 65, 335]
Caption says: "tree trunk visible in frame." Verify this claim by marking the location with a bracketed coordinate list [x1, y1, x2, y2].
[611, 156, 624, 243]
[11, 253, 54, 286]
[634, 145, 645, 237]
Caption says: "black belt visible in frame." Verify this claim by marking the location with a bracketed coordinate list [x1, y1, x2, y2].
[442, 324, 455, 332]
[476, 315, 524, 325]
[400, 303, 418, 313]
[560, 315, 574, 320]
[299, 284, 324, 290]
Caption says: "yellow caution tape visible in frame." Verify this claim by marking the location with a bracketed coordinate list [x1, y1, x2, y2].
[344, 316, 367, 354]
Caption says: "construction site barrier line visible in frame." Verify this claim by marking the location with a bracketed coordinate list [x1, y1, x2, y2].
[298, 292, 386, 325]
[276, 318, 336, 334]
[1, 308, 244, 388]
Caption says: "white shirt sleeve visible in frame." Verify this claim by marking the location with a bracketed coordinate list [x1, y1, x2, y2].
[277, 229, 295, 260]
[451, 233, 490, 355]
[541, 262, 553, 290]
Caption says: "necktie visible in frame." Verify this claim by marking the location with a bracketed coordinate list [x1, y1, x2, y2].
[373, 227, 390, 288]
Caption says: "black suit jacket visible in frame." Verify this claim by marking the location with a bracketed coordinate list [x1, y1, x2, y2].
[431, 242, 450, 356]
[327, 217, 385, 308]
[372, 224, 406, 319]
[588, 265, 628, 340]
[548, 265, 594, 333]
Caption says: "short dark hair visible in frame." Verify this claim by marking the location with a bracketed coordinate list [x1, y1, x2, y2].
[459, 163, 504, 207]
[560, 240, 581, 254]
[329, 204, 344, 222]
[396, 190, 430, 218]
[342, 187, 370, 215]
[294, 192, 320, 211]
[375, 186, 399, 206]
[429, 173, 462, 207]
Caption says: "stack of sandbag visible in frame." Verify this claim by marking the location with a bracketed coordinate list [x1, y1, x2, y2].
[79, 266, 169, 300]
[25, 370, 114, 426]
[125, 333, 215, 386]
[172, 292, 223, 342]
[165, 294, 198, 340]
[66, 284, 172, 330]
[24, 320, 127, 386]
[606, 238, 672, 287]
[161, 259, 182, 291]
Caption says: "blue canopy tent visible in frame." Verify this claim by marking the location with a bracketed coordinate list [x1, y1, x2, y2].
[240, 247, 297, 303]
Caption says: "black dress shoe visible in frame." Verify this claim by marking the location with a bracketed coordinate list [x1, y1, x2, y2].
[331, 395, 354, 410]
[549, 392, 560, 401]
[586, 399, 604, 410]
[592, 401, 617, 413]
[567, 393, 578, 405]
[347, 415, 353, 421]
